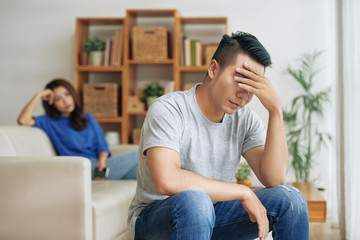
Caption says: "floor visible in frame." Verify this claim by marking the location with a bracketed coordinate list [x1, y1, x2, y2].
[309, 222, 341, 240]
[257, 222, 341, 240]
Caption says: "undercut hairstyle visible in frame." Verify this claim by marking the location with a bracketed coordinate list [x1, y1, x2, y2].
[212, 31, 272, 69]
[42, 78, 88, 131]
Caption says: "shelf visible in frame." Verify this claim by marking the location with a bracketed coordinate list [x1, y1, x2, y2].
[128, 59, 174, 65]
[75, 10, 228, 144]
[128, 111, 147, 115]
[127, 9, 178, 17]
[77, 17, 125, 25]
[178, 65, 208, 72]
[76, 65, 124, 72]
[95, 116, 123, 123]
[180, 17, 228, 25]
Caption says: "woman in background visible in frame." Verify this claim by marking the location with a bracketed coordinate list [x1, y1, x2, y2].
[17, 78, 138, 180]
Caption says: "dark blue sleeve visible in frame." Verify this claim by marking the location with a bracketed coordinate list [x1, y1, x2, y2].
[86, 113, 111, 157]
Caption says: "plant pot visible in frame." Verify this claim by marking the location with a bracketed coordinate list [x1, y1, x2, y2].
[146, 96, 158, 109]
[237, 178, 252, 188]
[89, 51, 103, 66]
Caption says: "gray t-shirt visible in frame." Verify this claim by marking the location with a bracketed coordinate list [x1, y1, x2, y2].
[128, 84, 265, 234]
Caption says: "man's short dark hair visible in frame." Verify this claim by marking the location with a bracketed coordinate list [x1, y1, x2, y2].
[212, 31, 272, 69]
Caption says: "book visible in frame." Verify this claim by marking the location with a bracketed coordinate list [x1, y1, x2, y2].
[118, 30, 123, 65]
[108, 39, 113, 65]
[184, 38, 191, 66]
[180, 35, 187, 65]
[190, 39, 197, 66]
[104, 39, 110, 66]
[111, 30, 123, 66]
[195, 41, 202, 66]
[110, 35, 116, 66]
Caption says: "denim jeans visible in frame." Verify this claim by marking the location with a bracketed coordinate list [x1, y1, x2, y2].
[90, 150, 138, 179]
[134, 185, 309, 240]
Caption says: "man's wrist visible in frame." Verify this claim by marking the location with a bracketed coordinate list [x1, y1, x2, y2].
[268, 105, 283, 117]
[238, 184, 253, 201]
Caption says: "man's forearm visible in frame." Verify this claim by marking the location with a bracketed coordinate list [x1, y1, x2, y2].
[260, 109, 288, 186]
[164, 168, 252, 202]
[147, 147, 251, 202]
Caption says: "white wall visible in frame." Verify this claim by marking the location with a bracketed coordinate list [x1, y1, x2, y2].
[0, 0, 336, 186]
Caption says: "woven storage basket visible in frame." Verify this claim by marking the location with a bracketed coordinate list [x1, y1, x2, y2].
[132, 26, 168, 60]
[83, 83, 119, 117]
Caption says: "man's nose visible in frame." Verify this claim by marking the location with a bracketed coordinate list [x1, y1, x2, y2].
[236, 89, 249, 100]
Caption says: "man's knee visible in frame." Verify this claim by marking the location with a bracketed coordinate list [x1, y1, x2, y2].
[272, 185, 309, 219]
[172, 190, 215, 225]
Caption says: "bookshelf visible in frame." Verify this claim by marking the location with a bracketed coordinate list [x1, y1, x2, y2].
[74, 10, 228, 144]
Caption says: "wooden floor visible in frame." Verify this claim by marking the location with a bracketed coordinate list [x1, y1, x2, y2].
[310, 222, 341, 240]
[259, 222, 341, 240]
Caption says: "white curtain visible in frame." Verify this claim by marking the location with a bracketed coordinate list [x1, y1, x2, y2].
[338, 0, 360, 238]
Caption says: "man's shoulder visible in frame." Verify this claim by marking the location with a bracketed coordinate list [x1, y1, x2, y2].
[150, 89, 193, 113]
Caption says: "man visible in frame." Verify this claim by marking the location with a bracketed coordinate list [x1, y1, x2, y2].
[128, 31, 309, 240]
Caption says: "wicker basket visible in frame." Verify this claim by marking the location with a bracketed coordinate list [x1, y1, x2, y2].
[132, 26, 168, 60]
[83, 83, 119, 117]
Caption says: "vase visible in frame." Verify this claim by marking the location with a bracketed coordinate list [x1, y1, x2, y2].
[89, 51, 103, 66]
[237, 178, 252, 188]
[146, 96, 158, 109]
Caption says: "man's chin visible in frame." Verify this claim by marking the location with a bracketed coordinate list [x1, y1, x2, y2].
[226, 106, 243, 115]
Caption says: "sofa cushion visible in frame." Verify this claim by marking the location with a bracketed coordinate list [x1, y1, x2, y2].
[92, 180, 137, 240]
[0, 126, 56, 156]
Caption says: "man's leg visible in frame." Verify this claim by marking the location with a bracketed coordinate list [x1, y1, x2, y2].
[211, 185, 309, 240]
[135, 190, 215, 240]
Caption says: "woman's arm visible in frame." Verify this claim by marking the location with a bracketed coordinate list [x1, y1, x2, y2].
[17, 89, 54, 126]
[97, 151, 109, 171]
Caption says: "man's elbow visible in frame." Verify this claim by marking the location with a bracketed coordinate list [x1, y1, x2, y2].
[262, 175, 286, 188]
[154, 179, 178, 196]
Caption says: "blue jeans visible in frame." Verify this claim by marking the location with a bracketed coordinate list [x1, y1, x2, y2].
[134, 185, 309, 240]
[90, 151, 138, 179]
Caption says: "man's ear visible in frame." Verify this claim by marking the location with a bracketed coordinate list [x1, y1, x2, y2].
[207, 59, 219, 79]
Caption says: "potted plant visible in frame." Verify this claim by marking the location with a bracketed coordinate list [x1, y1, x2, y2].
[142, 82, 164, 108]
[283, 50, 331, 182]
[235, 162, 252, 188]
[84, 37, 106, 66]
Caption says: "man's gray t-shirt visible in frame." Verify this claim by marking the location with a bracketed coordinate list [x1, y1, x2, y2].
[128, 84, 266, 234]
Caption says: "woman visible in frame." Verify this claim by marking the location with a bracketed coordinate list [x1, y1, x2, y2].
[17, 78, 138, 180]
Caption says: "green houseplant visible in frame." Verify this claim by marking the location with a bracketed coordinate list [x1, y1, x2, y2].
[283, 51, 331, 182]
[235, 162, 252, 188]
[142, 82, 164, 108]
[84, 37, 106, 66]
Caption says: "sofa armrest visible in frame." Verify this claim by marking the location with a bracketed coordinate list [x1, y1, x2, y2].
[0, 156, 92, 240]
[109, 144, 139, 156]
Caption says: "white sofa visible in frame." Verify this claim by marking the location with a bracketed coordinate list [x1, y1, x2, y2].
[0, 126, 138, 240]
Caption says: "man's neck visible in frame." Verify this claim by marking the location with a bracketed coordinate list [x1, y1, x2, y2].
[195, 82, 225, 123]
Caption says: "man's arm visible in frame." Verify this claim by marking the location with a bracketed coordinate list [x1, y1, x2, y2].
[147, 146, 269, 240]
[236, 62, 288, 187]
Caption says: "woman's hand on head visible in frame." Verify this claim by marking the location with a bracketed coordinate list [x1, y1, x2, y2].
[39, 89, 55, 105]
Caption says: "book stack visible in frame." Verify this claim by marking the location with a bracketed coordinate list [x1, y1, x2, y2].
[181, 36, 203, 66]
[104, 30, 123, 66]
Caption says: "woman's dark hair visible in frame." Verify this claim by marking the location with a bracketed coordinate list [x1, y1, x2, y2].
[212, 31, 272, 69]
[42, 78, 88, 131]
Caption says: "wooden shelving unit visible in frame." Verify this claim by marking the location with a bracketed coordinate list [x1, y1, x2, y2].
[74, 10, 228, 144]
